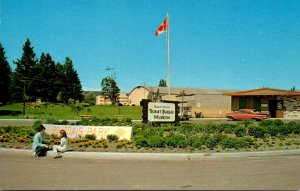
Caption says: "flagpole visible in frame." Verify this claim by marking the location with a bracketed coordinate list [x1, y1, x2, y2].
[167, 13, 171, 96]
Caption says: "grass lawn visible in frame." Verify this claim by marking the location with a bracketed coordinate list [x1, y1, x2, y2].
[0, 103, 142, 120]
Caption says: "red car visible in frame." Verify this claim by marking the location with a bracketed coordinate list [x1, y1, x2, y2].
[226, 109, 269, 121]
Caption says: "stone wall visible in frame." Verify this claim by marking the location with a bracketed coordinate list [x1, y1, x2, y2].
[280, 96, 300, 119]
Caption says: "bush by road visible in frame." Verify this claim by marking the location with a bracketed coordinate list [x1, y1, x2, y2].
[0, 118, 300, 153]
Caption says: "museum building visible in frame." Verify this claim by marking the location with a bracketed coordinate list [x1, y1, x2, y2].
[128, 86, 232, 118]
[225, 88, 300, 118]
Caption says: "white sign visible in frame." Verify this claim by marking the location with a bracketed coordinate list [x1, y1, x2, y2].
[43, 124, 132, 140]
[148, 102, 175, 122]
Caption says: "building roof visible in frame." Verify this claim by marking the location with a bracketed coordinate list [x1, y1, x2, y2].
[224, 88, 300, 96]
[130, 86, 233, 96]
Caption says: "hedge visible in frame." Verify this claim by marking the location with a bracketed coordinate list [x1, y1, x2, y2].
[1, 119, 300, 151]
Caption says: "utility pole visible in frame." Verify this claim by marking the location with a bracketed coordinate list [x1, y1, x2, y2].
[176, 90, 194, 118]
[21, 80, 26, 115]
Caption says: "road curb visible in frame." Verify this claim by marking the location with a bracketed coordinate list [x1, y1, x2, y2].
[1, 147, 300, 161]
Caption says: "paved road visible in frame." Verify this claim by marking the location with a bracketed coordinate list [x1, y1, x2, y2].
[0, 150, 299, 190]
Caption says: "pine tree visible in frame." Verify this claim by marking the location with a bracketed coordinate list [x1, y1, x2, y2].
[59, 57, 83, 103]
[12, 38, 38, 102]
[0, 43, 12, 104]
[55, 62, 66, 102]
[291, 86, 296, 91]
[35, 53, 59, 102]
[159, 79, 167, 87]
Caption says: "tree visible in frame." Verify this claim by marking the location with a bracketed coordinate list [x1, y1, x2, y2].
[85, 92, 96, 105]
[159, 79, 167, 87]
[100, 76, 120, 105]
[12, 38, 38, 102]
[291, 86, 296, 91]
[59, 57, 83, 103]
[68, 98, 83, 117]
[55, 62, 66, 102]
[35, 53, 59, 102]
[0, 43, 12, 104]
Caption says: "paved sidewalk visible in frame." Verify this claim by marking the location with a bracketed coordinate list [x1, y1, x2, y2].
[1, 147, 299, 160]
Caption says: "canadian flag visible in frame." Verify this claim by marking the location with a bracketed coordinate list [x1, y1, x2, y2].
[155, 16, 168, 36]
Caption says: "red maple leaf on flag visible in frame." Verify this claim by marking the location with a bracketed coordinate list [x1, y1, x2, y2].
[155, 17, 168, 36]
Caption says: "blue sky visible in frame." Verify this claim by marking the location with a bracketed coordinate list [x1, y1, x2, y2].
[1, 0, 300, 93]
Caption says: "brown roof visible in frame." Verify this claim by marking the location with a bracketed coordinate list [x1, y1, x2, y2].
[144, 86, 233, 95]
[224, 88, 300, 96]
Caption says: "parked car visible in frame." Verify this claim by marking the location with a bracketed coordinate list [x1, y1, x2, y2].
[226, 109, 269, 121]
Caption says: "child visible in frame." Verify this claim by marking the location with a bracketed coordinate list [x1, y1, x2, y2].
[53, 130, 68, 159]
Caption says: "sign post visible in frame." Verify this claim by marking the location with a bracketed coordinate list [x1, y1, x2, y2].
[140, 99, 179, 125]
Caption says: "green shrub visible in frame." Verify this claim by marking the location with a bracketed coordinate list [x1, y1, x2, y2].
[111, 118, 119, 124]
[107, 134, 119, 142]
[45, 118, 59, 124]
[221, 137, 250, 149]
[266, 125, 279, 136]
[204, 123, 233, 134]
[259, 119, 283, 128]
[133, 126, 143, 136]
[235, 138, 250, 149]
[122, 117, 132, 123]
[282, 121, 300, 134]
[220, 137, 236, 149]
[60, 120, 69, 125]
[177, 138, 189, 148]
[248, 125, 266, 138]
[188, 125, 204, 134]
[234, 125, 247, 137]
[20, 127, 35, 137]
[178, 124, 194, 134]
[205, 134, 225, 149]
[291, 122, 300, 134]
[3, 126, 17, 134]
[185, 136, 197, 147]
[134, 136, 148, 147]
[259, 120, 274, 128]
[141, 128, 156, 138]
[278, 124, 294, 135]
[202, 123, 219, 134]
[165, 134, 186, 148]
[102, 143, 108, 148]
[84, 134, 96, 140]
[222, 124, 236, 134]
[191, 138, 205, 149]
[76, 119, 90, 126]
[241, 136, 255, 146]
[147, 136, 165, 148]
[273, 119, 284, 127]
[240, 120, 253, 127]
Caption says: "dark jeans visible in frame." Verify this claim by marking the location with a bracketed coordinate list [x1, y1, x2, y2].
[35, 146, 48, 157]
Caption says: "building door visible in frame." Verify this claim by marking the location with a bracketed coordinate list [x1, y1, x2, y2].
[239, 97, 246, 109]
[254, 97, 261, 111]
[269, 100, 277, 118]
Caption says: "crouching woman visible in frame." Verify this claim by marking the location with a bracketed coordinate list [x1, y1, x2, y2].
[53, 130, 68, 159]
[32, 125, 49, 157]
